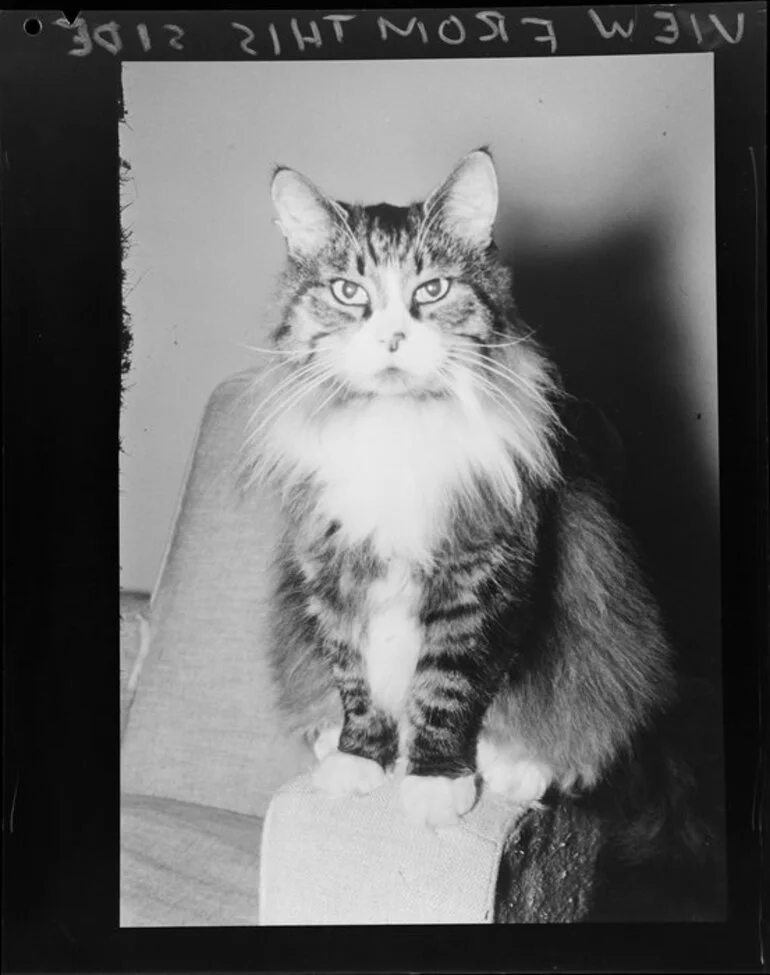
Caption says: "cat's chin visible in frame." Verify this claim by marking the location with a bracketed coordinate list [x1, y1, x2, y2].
[351, 369, 448, 400]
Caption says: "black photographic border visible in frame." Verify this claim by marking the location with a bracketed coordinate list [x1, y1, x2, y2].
[1, 5, 765, 973]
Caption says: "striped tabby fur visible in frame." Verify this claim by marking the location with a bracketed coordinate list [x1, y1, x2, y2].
[242, 149, 676, 830]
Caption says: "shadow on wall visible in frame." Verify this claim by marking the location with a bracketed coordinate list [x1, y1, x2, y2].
[502, 218, 726, 921]
[501, 220, 721, 690]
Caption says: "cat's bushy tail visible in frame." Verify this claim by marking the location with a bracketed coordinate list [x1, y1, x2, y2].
[586, 674, 725, 922]
[496, 675, 725, 923]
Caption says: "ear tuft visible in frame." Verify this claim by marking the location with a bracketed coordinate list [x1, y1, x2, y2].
[271, 167, 335, 257]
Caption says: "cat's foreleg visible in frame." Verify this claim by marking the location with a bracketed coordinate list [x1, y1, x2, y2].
[400, 630, 495, 828]
[399, 528, 543, 827]
[312, 635, 398, 797]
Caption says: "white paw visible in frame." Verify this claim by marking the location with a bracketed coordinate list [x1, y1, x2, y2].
[312, 725, 342, 762]
[400, 774, 477, 828]
[312, 750, 386, 797]
[477, 738, 552, 807]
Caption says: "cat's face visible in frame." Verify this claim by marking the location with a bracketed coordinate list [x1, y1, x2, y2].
[271, 150, 514, 397]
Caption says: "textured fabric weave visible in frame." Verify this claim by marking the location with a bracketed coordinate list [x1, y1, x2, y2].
[121, 795, 262, 927]
[259, 773, 523, 925]
[120, 591, 151, 740]
[121, 374, 315, 817]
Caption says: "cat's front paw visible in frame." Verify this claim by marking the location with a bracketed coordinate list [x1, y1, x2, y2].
[477, 738, 552, 807]
[313, 750, 386, 797]
[312, 725, 342, 762]
[400, 773, 477, 828]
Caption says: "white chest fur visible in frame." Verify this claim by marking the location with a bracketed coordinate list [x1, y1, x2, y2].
[364, 559, 421, 714]
[318, 400, 457, 560]
[273, 394, 520, 563]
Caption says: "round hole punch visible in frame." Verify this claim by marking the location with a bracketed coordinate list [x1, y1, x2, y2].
[24, 17, 43, 36]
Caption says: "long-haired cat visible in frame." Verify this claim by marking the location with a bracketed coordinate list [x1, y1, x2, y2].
[242, 148, 678, 832]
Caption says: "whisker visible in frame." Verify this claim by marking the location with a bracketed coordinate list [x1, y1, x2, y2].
[463, 343, 562, 403]
[245, 366, 333, 446]
[449, 346, 558, 408]
[456, 366, 529, 425]
[247, 356, 310, 390]
[445, 354, 545, 445]
[239, 369, 327, 478]
[441, 361, 541, 494]
[477, 336, 533, 349]
[448, 349, 536, 397]
[306, 379, 347, 423]
[250, 368, 337, 441]
[242, 360, 289, 391]
[231, 341, 308, 358]
[443, 359, 523, 428]
[329, 200, 363, 256]
[247, 360, 325, 429]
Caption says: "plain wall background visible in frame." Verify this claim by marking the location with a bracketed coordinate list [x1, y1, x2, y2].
[120, 54, 718, 678]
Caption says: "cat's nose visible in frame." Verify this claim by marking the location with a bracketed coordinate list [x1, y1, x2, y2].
[385, 331, 406, 353]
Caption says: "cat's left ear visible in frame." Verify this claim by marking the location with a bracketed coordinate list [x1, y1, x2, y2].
[427, 149, 499, 247]
[271, 167, 337, 257]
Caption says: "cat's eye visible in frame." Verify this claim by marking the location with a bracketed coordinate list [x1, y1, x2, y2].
[414, 277, 451, 305]
[330, 279, 370, 307]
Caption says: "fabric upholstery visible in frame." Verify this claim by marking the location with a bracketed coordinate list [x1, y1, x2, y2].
[260, 773, 523, 925]
[120, 590, 151, 740]
[121, 794, 261, 927]
[121, 373, 315, 818]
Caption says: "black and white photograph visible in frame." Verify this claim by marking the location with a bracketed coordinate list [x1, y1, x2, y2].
[2, 5, 765, 971]
[119, 50, 725, 926]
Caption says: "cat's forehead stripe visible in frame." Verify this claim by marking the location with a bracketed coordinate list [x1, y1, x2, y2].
[344, 203, 422, 265]
[368, 206, 408, 262]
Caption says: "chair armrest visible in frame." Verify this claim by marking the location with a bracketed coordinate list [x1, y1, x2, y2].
[258, 773, 523, 925]
[120, 591, 152, 739]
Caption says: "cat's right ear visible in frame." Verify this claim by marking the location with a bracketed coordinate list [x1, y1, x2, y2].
[271, 167, 335, 258]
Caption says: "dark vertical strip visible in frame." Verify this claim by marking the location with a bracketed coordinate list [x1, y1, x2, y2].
[1, 32, 121, 966]
[712, 14, 766, 940]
